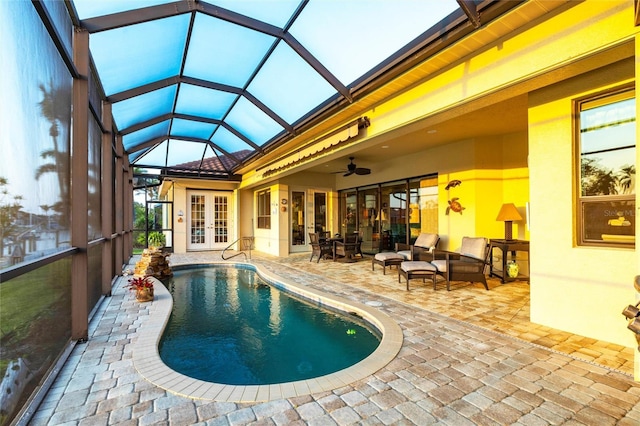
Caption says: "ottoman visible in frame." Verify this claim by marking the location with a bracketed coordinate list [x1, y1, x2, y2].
[372, 252, 404, 274]
[398, 261, 437, 291]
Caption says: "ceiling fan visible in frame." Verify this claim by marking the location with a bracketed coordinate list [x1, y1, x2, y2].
[340, 157, 371, 177]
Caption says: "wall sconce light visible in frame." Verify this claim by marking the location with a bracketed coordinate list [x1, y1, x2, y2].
[622, 303, 640, 319]
[496, 203, 522, 241]
[177, 210, 184, 223]
[628, 318, 640, 334]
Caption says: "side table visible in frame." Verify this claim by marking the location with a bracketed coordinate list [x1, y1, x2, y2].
[489, 239, 530, 283]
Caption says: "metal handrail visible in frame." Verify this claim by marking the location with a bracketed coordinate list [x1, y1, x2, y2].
[221, 236, 254, 261]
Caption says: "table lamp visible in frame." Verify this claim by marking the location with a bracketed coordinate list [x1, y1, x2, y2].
[496, 203, 523, 241]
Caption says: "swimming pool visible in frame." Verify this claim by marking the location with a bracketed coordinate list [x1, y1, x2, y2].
[159, 265, 381, 385]
[130, 262, 403, 402]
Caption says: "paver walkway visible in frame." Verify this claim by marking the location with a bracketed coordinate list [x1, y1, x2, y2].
[30, 251, 640, 425]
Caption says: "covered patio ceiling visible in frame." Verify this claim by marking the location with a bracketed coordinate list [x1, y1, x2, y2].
[71, 0, 521, 181]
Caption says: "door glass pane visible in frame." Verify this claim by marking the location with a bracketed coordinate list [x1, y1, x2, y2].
[340, 191, 357, 236]
[291, 191, 305, 245]
[381, 182, 407, 250]
[191, 195, 205, 244]
[358, 187, 378, 254]
[314, 192, 327, 234]
[409, 177, 438, 244]
[214, 195, 228, 243]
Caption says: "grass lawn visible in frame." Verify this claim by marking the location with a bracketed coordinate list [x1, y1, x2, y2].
[0, 259, 71, 376]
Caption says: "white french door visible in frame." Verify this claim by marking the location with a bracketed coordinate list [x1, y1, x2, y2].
[290, 191, 307, 253]
[187, 191, 232, 251]
[289, 189, 328, 253]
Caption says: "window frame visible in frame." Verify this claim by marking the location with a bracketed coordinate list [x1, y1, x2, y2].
[257, 189, 271, 229]
[575, 85, 635, 248]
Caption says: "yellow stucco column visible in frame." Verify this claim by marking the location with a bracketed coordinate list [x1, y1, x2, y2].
[634, 34, 640, 382]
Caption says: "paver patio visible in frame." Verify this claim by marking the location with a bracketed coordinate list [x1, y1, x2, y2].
[29, 251, 640, 425]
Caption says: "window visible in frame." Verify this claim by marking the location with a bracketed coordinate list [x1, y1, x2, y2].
[257, 189, 271, 229]
[577, 88, 635, 247]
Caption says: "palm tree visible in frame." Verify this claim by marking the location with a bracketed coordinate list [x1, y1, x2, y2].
[581, 158, 617, 196]
[614, 165, 636, 195]
[0, 178, 23, 258]
[34, 81, 71, 228]
[40, 204, 51, 229]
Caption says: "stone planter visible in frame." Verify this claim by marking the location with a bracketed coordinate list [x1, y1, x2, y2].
[136, 287, 154, 302]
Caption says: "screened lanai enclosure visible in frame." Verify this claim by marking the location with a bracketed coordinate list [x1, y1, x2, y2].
[0, 1, 523, 423]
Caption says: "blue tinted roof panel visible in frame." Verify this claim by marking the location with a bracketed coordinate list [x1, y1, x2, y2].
[170, 118, 217, 140]
[225, 97, 284, 146]
[212, 0, 301, 28]
[175, 84, 237, 120]
[113, 85, 177, 131]
[184, 13, 276, 87]
[73, 0, 172, 19]
[290, 0, 460, 85]
[123, 121, 171, 151]
[167, 140, 207, 167]
[212, 126, 256, 155]
[90, 14, 189, 95]
[135, 140, 169, 167]
[247, 42, 336, 124]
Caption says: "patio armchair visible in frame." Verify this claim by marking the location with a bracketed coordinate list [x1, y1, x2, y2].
[333, 233, 360, 262]
[430, 236, 490, 291]
[309, 232, 332, 263]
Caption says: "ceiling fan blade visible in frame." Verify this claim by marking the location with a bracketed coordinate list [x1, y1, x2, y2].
[343, 170, 354, 177]
[355, 168, 371, 175]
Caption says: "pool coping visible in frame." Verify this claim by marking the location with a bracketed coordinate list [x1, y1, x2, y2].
[130, 262, 404, 402]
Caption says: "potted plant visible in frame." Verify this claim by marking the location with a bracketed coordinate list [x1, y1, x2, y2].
[126, 275, 154, 302]
[147, 232, 166, 250]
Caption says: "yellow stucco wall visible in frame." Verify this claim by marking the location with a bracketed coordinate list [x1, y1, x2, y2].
[529, 59, 636, 348]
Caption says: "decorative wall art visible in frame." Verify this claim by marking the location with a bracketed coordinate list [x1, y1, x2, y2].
[445, 179, 465, 215]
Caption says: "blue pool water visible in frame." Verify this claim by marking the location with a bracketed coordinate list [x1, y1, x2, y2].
[159, 265, 381, 385]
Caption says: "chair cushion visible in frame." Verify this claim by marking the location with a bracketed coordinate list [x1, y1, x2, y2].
[430, 259, 446, 272]
[414, 233, 438, 249]
[396, 250, 413, 260]
[460, 237, 487, 260]
[400, 261, 436, 273]
[375, 252, 404, 261]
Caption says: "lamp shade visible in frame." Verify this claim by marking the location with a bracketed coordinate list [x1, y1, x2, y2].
[496, 203, 522, 240]
[496, 203, 523, 222]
